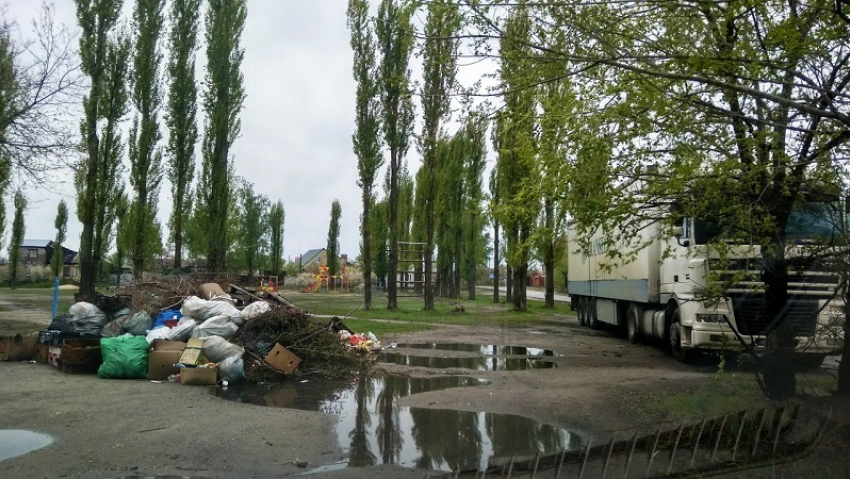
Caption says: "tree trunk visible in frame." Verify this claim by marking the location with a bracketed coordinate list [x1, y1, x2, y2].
[388, 151, 399, 310]
[493, 222, 500, 303]
[512, 261, 527, 311]
[544, 258, 555, 308]
[758, 250, 796, 400]
[173, 210, 183, 269]
[543, 197, 555, 308]
[361, 187, 373, 310]
[506, 263, 513, 301]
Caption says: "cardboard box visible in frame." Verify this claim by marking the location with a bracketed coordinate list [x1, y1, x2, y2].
[265, 344, 301, 374]
[200, 282, 225, 300]
[35, 344, 49, 364]
[178, 338, 205, 366]
[148, 340, 187, 380]
[180, 365, 217, 385]
[0, 333, 37, 361]
[61, 338, 101, 364]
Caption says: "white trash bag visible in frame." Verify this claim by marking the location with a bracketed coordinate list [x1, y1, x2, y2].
[191, 315, 238, 339]
[241, 301, 271, 320]
[202, 336, 244, 363]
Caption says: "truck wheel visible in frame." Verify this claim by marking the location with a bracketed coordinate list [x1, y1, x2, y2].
[627, 303, 641, 344]
[589, 298, 601, 330]
[669, 310, 690, 363]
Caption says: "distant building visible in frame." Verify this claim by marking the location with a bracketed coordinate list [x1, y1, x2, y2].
[295, 248, 352, 272]
[19, 239, 79, 279]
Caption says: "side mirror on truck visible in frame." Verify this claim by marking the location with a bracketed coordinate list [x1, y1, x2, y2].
[673, 226, 690, 247]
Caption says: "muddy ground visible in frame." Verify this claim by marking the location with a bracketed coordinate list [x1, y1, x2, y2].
[1, 311, 847, 478]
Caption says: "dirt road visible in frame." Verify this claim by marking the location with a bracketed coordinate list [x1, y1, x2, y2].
[0, 313, 844, 478]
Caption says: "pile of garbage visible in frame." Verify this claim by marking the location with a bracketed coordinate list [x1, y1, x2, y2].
[32, 282, 377, 385]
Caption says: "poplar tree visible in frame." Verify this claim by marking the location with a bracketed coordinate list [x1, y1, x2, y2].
[198, 0, 246, 273]
[50, 200, 68, 278]
[461, 114, 488, 300]
[494, 3, 538, 312]
[267, 200, 285, 275]
[166, 0, 200, 269]
[8, 190, 25, 289]
[347, 0, 383, 309]
[74, 0, 127, 301]
[236, 179, 269, 277]
[419, 0, 461, 309]
[327, 200, 342, 277]
[129, 0, 165, 279]
[376, 0, 414, 310]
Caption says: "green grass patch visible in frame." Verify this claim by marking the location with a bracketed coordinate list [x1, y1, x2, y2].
[646, 374, 767, 423]
[342, 318, 435, 336]
[287, 290, 573, 329]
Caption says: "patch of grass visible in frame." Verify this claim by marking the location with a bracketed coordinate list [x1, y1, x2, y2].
[287, 290, 571, 328]
[0, 319, 45, 335]
[650, 374, 767, 423]
[342, 318, 435, 336]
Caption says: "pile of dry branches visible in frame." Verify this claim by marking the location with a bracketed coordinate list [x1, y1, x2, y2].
[234, 307, 369, 379]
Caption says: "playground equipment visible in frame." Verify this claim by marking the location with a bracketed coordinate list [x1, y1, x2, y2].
[258, 275, 278, 292]
[301, 264, 349, 293]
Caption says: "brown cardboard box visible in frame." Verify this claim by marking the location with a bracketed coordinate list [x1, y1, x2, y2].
[178, 338, 205, 366]
[61, 338, 101, 364]
[265, 344, 301, 374]
[0, 333, 37, 361]
[35, 344, 49, 364]
[180, 365, 217, 385]
[148, 340, 187, 380]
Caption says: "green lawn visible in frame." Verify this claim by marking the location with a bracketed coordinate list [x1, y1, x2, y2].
[285, 290, 574, 330]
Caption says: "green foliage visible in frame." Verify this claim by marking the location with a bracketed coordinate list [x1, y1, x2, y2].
[74, 0, 128, 299]
[198, 0, 246, 273]
[129, 0, 165, 279]
[50, 200, 68, 277]
[371, 197, 389, 285]
[327, 199, 342, 276]
[166, 0, 200, 269]
[8, 190, 25, 288]
[267, 200, 285, 274]
[376, 0, 415, 309]
[347, 0, 383, 308]
[234, 178, 269, 275]
[113, 193, 131, 273]
[419, 0, 461, 308]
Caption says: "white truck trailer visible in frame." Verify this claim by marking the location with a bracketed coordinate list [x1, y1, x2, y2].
[566, 207, 845, 364]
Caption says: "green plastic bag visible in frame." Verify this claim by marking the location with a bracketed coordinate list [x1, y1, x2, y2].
[98, 336, 149, 379]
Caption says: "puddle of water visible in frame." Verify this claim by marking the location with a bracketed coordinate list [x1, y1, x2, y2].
[378, 352, 557, 370]
[216, 376, 583, 472]
[393, 343, 560, 357]
[0, 430, 53, 462]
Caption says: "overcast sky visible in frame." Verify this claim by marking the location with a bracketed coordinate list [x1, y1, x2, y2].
[6, 1, 492, 265]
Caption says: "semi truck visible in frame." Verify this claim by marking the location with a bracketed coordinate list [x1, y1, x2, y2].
[566, 201, 846, 365]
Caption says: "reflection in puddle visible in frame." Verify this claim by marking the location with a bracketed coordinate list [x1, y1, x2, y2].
[216, 376, 583, 472]
[394, 343, 560, 357]
[0, 430, 53, 462]
[378, 352, 557, 370]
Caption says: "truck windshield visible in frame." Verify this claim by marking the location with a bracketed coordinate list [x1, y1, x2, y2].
[785, 201, 845, 243]
[693, 201, 845, 245]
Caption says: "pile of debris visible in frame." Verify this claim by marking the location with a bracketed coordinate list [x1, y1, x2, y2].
[17, 281, 377, 386]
